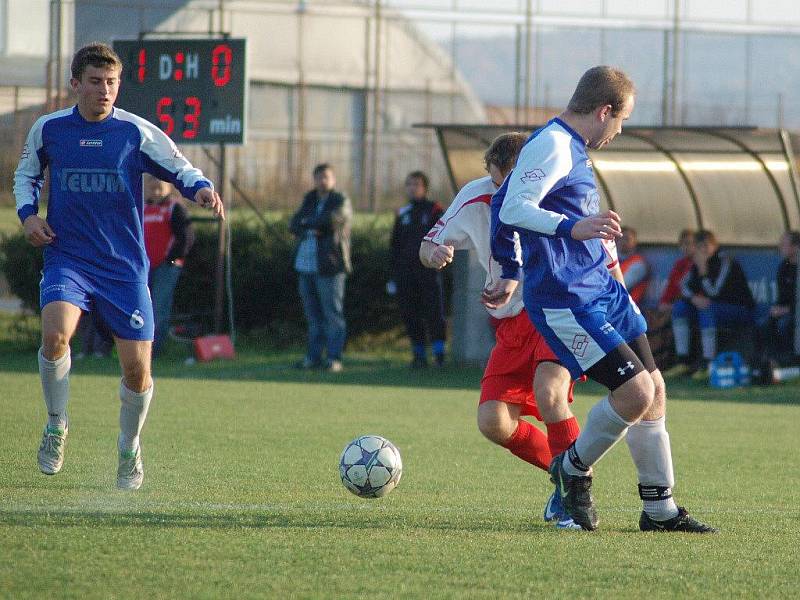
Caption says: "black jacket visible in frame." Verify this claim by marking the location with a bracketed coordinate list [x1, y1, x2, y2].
[290, 189, 352, 275]
[390, 198, 443, 278]
[680, 251, 754, 308]
[776, 258, 798, 313]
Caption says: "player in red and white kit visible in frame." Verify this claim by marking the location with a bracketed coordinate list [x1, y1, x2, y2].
[420, 133, 623, 529]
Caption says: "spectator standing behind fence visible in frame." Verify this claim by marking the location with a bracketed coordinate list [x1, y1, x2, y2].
[757, 231, 800, 365]
[666, 230, 754, 377]
[618, 226, 649, 304]
[657, 229, 695, 313]
[75, 311, 113, 359]
[290, 163, 352, 373]
[143, 174, 195, 357]
[388, 171, 447, 368]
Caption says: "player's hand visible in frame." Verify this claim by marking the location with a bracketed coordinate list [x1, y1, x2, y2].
[23, 215, 55, 247]
[481, 278, 518, 310]
[570, 211, 621, 241]
[429, 244, 455, 270]
[195, 187, 225, 220]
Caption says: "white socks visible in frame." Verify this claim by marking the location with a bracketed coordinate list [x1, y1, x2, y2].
[700, 328, 717, 362]
[672, 318, 690, 358]
[563, 396, 632, 476]
[119, 380, 153, 452]
[38, 347, 70, 430]
[626, 416, 679, 521]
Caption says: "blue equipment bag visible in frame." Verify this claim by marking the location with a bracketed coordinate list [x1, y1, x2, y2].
[709, 351, 750, 389]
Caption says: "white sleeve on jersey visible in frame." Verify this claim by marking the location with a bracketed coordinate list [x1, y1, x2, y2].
[13, 110, 70, 220]
[498, 129, 573, 234]
[115, 109, 211, 196]
[424, 177, 494, 251]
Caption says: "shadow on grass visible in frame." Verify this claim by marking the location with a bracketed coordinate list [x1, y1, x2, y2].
[0, 346, 486, 391]
[0, 508, 638, 535]
[2, 339, 799, 402]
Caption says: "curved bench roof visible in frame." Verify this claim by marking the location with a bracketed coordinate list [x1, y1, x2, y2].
[421, 124, 800, 246]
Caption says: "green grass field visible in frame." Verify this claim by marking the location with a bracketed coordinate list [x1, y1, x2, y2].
[2, 333, 800, 599]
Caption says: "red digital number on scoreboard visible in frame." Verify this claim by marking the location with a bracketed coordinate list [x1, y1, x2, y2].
[156, 96, 203, 140]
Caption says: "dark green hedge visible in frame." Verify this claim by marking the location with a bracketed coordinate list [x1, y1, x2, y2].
[0, 216, 442, 338]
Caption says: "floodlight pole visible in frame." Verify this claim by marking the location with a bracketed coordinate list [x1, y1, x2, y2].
[212, 4, 228, 334]
[213, 142, 227, 333]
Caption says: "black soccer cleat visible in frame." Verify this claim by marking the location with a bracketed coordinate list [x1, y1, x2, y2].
[639, 507, 718, 533]
[548, 452, 598, 531]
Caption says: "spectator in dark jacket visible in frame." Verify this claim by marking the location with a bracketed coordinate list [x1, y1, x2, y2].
[290, 163, 352, 373]
[388, 171, 446, 368]
[757, 231, 800, 364]
[666, 230, 754, 376]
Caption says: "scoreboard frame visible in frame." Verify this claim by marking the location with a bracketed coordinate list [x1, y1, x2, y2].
[113, 38, 247, 145]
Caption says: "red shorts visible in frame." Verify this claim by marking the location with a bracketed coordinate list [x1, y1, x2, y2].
[480, 311, 576, 421]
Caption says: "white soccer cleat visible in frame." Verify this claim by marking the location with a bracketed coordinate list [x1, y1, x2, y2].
[116, 444, 144, 490]
[38, 425, 68, 475]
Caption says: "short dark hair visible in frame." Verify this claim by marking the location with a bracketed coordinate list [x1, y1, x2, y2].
[695, 230, 717, 246]
[313, 163, 333, 177]
[71, 43, 122, 80]
[484, 132, 527, 174]
[567, 66, 635, 117]
[406, 170, 429, 191]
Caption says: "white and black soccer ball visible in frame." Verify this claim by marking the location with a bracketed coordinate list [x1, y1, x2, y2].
[339, 435, 402, 498]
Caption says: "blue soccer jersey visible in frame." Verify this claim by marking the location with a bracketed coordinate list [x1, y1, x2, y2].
[14, 106, 212, 283]
[491, 118, 611, 309]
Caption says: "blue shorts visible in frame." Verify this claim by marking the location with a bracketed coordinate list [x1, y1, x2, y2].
[40, 264, 154, 341]
[525, 279, 647, 379]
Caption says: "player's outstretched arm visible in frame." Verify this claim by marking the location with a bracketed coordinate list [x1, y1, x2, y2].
[195, 187, 225, 220]
[419, 240, 454, 270]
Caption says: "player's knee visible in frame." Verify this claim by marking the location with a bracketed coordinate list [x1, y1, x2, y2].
[477, 403, 514, 445]
[652, 370, 666, 409]
[41, 331, 70, 360]
[612, 371, 655, 420]
[631, 373, 656, 414]
[122, 363, 151, 393]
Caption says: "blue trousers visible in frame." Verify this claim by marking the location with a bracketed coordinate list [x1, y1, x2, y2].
[672, 299, 752, 329]
[672, 298, 752, 360]
[297, 272, 347, 363]
[149, 263, 183, 355]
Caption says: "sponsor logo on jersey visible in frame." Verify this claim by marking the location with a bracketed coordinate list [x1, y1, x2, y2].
[600, 323, 614, 335]
[520, 168, 545, 183]
[129, 309, 145, 330]
[571, 333, 589, 357]
[617, 361, 635, 376]
[586, 159, 593, 169]
[59, 168, 125, 193]
[79, 139, 103, 147]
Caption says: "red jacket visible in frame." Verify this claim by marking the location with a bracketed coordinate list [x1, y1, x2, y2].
[659, 255, 693, 305]
[620, 253, 649, 304]
[144, 199, 194, 269]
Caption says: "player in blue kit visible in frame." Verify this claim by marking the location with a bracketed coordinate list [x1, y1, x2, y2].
[14, 43, 224, 490]
[484, 66, 715, 532]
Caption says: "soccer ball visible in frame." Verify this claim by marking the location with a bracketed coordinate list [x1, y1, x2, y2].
[339, 435, 402, 498]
